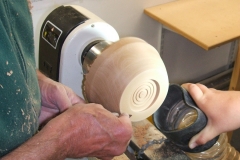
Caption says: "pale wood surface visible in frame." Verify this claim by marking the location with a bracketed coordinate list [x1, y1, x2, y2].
[84, 37, 168, 122]
[144, 0, 240, 50]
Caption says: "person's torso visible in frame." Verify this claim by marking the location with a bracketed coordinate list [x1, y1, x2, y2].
[0, 0, 41, 156]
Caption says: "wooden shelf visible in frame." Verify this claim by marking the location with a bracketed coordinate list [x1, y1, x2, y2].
[144, 0, 240, 50]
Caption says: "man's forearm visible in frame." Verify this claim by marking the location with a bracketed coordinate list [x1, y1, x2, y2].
[1, 126, 66, 160]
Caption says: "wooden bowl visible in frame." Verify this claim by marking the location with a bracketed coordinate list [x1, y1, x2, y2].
[84, 37, 168, 122]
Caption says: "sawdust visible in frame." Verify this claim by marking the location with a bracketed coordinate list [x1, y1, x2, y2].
[133, 123, 152, 147]
[112, 154, 129, 160]
[132, 121, 189, 159]
[89, 153, 129, 160]
[153, 140, 189, 160]
[7, 70, 13, 76]
[21, 109, 25, 116]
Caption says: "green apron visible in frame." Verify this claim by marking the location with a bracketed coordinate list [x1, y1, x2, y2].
[0, 0, 41, 156]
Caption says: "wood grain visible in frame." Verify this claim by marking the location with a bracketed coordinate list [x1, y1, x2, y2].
[84, 37, 169, 122]
[144, 0, 240, 50]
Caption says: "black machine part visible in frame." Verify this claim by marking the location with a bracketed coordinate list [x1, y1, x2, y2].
[153, 84, 219, 153]
[39, 6, 88, 81]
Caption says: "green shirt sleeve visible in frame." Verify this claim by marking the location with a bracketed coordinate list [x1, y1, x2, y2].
[0, 0, 41, 157]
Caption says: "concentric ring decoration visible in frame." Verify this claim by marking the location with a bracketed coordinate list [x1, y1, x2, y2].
[84, 37, 169, 121]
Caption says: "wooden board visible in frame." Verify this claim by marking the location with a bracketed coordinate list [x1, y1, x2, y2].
[144, 0, 240, 50]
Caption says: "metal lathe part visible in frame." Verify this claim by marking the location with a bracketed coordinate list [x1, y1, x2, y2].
[82, 40, 113, 74]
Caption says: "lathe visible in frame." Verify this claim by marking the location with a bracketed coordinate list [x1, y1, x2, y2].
[38, 5, 216, 160]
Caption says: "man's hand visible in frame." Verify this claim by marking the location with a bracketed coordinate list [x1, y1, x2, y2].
[46, 103, 132, 159]
[2, 103, 133, 160]
[182, 83, 240, 149]
[37, 70, 85, 125]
